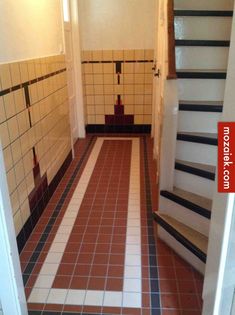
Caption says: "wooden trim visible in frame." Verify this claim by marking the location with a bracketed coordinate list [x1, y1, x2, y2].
[167, 0, 176, 80]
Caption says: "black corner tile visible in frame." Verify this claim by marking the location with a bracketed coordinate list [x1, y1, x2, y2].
[149, 255, 157, 267]
[43, 312, 61, 315]
[29, 251, 40, 263]
[23, 217, 33, 240]
[150, 267, 158, 280]
[23, 262, 35, 275]
[151, 308, 161, 315]
[28, 311, 42, 315]
[151, 293, 160, 308]
[22, 274, 30, 286]
[17, 229, 26, 253]
[151, 279, 160, 292]
[34, 242, 45, 252]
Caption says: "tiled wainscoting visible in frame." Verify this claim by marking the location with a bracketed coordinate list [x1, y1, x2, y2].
[0, 55, 72, 251]
[81, 50, 154, 133]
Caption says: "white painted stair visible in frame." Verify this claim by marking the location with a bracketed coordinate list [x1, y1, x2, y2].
[154, 2, 233, 274]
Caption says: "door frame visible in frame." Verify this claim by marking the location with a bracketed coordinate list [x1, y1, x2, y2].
[151, 0, 168, 178]
[61, 0, 86, 141]
[0, 142, 27, 315]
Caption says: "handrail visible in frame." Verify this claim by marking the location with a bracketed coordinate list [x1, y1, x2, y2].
[167, 0, 177, 80]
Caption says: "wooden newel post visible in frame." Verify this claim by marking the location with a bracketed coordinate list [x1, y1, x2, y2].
[167, 0, 177, 80]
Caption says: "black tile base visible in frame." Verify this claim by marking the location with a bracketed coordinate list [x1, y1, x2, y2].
[86, 124, 151, 133]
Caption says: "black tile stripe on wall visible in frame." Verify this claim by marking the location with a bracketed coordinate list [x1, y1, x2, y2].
[143, 137, 161, 314]
[22, 137, 95, 286]
[0, 68, 66, 97]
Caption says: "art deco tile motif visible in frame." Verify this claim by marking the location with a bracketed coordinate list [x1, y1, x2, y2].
[81, 49, 154, 130]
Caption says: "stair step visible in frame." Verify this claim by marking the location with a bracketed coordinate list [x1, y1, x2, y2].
[174, 17, 232, 41]
[153, 213, 208, 263]
[175, 40, 230, 47]
[176, 46, 229, 70]
[178, 112, 220, 133]
[176, 140, 217, 166]
[178, 79, 226, 101]
[160, 187, 212, 219]
[176, 69, 226, 79]
[177, 132, 218, 146]
[175, 159, 216, 180]
[179, 101, 223, 112]
[174, 10, 233, 17]
[174, 0, 234, 11]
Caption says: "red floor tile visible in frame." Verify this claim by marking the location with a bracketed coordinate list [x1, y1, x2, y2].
[21, 136, 204, 314]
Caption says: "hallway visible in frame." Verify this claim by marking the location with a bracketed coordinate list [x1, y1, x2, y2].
[20, 135, 203, 315]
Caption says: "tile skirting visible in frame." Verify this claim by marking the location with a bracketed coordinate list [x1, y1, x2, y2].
[86, 124, 151, 134]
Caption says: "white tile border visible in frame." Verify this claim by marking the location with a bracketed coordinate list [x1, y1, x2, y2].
[28, 137, 142, 308]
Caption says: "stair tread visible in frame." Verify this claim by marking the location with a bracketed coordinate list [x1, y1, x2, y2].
[174, 10, 233, 17]
[179, 100, 223, 106]
[155, 213, 208, 254]
[175, 159, 216, 173]
[175, 40, 230, 47]
[176, 69, 226, 73]
[172, 187, 212, 211]
[177, 131, 217, 140]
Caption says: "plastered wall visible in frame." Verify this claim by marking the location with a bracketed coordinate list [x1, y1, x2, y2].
[0, 0, 64, 63]
[78, 0, 156, 129]
[78, 0, 156, 50]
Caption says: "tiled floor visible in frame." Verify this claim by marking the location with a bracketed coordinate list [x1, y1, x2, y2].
[20, 135, 203, 315]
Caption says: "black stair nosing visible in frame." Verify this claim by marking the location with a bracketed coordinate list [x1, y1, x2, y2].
[153, 212, 207, 263]
[175, 39, 230, 47]
[177, 132, 218, 146]
[174, 10, 233, 17]
[175, 161, 215, 180]
[179, 103, 223, 112]
[176, 70, 226, 79]
[160, 190, 211, 219]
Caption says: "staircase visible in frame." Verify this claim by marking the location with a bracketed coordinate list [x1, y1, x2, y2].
[154, 0, 234, 274]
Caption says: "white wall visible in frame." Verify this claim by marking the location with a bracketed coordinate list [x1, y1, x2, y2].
[0, 0, 64, 63]
[77, 0, 156, 50]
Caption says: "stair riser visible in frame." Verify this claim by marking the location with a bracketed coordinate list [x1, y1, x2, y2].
[178, 79, 226, 101]
[178, 111, 221, 133]
[159, 196, 210, 236]
[174, 0, 234, 11]
[179, 104, 223, 112]
[176, 47, 229, 70]
[158, 227, 205, 274]
[174, 170, 214, 199]
[176, 141, 217, 165]
[175, 17, 232, 40]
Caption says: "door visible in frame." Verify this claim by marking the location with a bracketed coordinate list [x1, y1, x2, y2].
[152, 0, 168, 181]
[63, 0, 79, 143]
